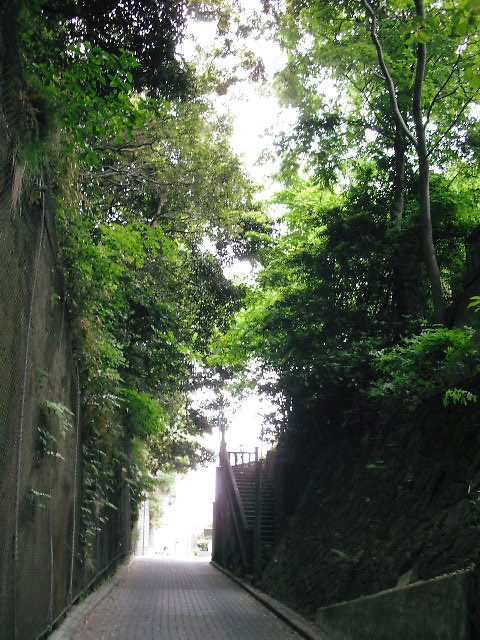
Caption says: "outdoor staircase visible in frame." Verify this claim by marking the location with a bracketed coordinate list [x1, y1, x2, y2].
[259, 470, 275, 560]
[231, 461, 276, 569]
[214, 444, 290, 579]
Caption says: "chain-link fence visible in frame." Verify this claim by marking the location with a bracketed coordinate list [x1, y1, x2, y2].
[0, 7, 131, 639]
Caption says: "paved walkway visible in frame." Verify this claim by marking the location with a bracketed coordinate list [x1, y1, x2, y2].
[56, 557, 303, 639]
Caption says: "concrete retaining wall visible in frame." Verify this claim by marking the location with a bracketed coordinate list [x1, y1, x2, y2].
[315, 569, 476, 640]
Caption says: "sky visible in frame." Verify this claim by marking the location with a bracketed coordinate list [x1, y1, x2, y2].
[182, 3, 295, 188]
[149, 3, 293, 550]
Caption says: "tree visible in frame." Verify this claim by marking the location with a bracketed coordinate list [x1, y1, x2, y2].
[24, 0, 192, 98]
[55, 92, 260, 481]
[361, 0, 440, 323]
[272, 0, 480, 323]
[212, 162, 480, 449]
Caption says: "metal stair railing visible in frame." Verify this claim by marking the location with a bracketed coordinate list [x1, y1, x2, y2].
[228, 450, 257, 466]
[220, 442, 253, 573]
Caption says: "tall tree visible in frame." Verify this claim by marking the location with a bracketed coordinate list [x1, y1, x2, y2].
[12, 0, 271, 535]
[272, 0, 480, 323]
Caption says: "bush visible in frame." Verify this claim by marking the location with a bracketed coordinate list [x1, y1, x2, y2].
[369, 327, 478, 409]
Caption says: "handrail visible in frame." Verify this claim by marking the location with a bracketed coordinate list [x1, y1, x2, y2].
[225, 457, 250, 532]
[220, 444, 252, 572]
[228, 449, 258, 466]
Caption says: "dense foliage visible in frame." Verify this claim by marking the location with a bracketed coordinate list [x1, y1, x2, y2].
[10, 0, 480, 555]
[212, 0, 480, 456]
[11, 0, 272, 556]
[22, 0, 192, 97]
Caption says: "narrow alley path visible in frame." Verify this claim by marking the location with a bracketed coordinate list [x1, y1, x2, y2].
[53, 557, 303, 639]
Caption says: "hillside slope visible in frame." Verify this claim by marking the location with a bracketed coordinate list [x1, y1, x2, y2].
[260, 396, 480, 618]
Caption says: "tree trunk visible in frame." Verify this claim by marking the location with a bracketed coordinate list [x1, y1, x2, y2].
[391, 127, 408, 319]
[392, 127, 406, 221]
[362, 0, 444, 323]
[412, 0, 444, 324]
[416, 143, 444, 324]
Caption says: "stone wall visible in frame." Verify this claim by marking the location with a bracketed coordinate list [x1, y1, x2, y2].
[259, 398, 480, 619]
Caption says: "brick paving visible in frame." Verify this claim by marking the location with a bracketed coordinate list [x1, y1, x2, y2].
[68, 557, 302, 639]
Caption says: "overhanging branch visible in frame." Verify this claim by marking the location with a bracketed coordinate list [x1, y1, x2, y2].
[360, 0, 417, 148]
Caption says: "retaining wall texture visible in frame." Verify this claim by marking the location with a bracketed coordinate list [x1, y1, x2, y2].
[0, 183, 75, 637]
[0, 182, 130, 639]
[0, 12, 131, 637]
[315, 569, 479, 640]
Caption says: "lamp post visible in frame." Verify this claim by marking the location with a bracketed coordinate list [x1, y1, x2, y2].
[214, 399, 227, 565]
[218, 402, 227, 464]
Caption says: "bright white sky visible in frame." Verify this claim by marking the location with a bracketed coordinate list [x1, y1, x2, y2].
[152, 2, 293, 549]
[182, 3, 296, 187]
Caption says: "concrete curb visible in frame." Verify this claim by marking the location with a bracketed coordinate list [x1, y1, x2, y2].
[210, 561, 330, 640]
[48, 558, 132, 639]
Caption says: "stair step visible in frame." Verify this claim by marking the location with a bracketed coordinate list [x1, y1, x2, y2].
[231, 461, 279, 552]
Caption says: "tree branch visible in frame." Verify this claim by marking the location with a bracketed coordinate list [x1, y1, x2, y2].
[427, 90, 480, 158]
[412, 0, 427, 135]
[94, 141, 156, 153]
[425, 53, 461, 123]
[360, 0, 417, 148]
[343, 71, 394, 141]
